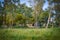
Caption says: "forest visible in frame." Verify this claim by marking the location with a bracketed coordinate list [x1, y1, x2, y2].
[0, 0, 60, 40]
[0, 0, 59, 28]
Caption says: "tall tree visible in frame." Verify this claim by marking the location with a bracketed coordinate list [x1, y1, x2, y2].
[54, 0, 60, 27]
[33, 0, 44, 27]
[46, 0, 52, 28]
[3, 0, 20, 27]
[39, 10, 49, 27]
[47, 0, 60, 27]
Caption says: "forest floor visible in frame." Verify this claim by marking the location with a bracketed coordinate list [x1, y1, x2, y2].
[0, 28, 60, 40]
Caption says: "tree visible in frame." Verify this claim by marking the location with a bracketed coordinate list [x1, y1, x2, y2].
[3, 0, 20, 27]
[30, 0, 44, 27]
[0, 1, 4, 27]
[15, 13, 28, 27]
[49, 0, 60, 27]
[46, 0, 54, 28]
[53, 0, 60, 27]
[38, 10, 49, 27]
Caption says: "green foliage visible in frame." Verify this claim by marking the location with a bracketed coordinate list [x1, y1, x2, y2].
[52, 0, 60, 3]
[6, 13, 15, 26]
[20, 4, 33, 18]
[15, 13, 27, 24]
[0, 15, 2, 26]
[1, 0, 60, 28]
[39, 11, 49, 23]
[51, 0, 60, 26]
[55, 14, 60, 26]
[28, 17, 35, 24]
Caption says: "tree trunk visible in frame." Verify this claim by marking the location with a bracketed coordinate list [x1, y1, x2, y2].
[46, 11, 51, 28]
[34, 11, 38, 27]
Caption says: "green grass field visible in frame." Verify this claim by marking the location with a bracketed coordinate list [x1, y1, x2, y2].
[0, 28, 60, 40]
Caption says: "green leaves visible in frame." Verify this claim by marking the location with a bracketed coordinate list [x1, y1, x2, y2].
[39, 11, 49, 23]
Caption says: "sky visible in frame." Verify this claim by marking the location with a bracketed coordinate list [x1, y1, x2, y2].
[0, 0, 48, 10]
[20, 0, 49, 10]
[43, 0, 48, 10]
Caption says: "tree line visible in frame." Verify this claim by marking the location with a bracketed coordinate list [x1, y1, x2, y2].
[0, 0, 60, 28]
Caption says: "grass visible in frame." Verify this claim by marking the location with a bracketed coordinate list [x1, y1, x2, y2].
[0, 28, 60, 40]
